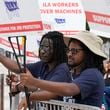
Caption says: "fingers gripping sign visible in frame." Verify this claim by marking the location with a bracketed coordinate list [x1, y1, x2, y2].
[20, 70, 35, 87]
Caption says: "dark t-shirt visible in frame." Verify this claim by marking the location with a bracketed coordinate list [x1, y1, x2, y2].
[26, 61, 71, 82]
[72, 68, 104, 107]
[26, 61, 71, 100]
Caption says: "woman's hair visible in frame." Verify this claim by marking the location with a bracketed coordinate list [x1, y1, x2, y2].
[40, 31, 67, 65]
[68, 38, 104, 73]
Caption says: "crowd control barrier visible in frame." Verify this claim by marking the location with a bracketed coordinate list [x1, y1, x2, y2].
[36, 100, 101, 110]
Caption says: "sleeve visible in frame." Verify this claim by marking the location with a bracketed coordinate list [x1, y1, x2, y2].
[72, 69, 99, 100]
[26, 61, 43, 78]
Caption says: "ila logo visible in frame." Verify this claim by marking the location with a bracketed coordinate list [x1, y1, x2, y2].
[4, 0, 20, 19]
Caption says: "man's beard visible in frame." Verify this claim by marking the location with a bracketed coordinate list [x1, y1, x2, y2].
[67, 63, 80, 70]
[67, 63, 77, 68]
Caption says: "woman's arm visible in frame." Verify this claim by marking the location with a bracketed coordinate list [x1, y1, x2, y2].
[0, 53, 20, 73]
[17, 90, 58, 110]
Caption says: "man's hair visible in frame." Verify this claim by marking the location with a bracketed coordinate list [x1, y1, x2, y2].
[69, 38, 104, 73]
[40, 31, 67, 65]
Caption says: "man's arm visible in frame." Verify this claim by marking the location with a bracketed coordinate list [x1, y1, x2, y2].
[30, 90, 58, 101]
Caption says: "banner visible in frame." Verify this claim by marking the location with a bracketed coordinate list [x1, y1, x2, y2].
[0, 0, 43, 35]
[81, 0, 110, 38]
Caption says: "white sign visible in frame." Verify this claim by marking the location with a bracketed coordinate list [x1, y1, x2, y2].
[0, 0, 43, 35]
[81, 0, 110, 38]
[38, 0, 86, 36]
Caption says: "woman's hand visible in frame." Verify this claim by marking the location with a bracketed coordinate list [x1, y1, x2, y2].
[6, 73, 19, 85]
[20, 70, 35, 87]
[6, 74, 21, 95]
[17, 97, 27, 110]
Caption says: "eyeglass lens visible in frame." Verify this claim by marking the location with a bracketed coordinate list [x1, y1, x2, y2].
[66, 48, 83, 54]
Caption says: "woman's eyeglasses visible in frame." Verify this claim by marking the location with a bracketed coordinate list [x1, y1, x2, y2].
[66, 48, 83, 54]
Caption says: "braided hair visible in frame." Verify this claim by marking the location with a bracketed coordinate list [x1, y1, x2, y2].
[40, 31, 67, 65]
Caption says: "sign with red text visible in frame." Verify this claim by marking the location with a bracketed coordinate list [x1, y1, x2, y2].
[81, 0, 110, 38]
[0, 0, 43, 35]
[38, 0, 86, 36]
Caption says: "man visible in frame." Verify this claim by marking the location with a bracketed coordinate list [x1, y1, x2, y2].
[0, 31, 71, 110]
[20, 31, 107, 107]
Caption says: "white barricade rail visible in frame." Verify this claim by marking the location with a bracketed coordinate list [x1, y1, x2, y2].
[37, 100, 101, 110]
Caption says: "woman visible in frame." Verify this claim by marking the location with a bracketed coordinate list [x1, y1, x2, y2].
[0, 31, 71, 110]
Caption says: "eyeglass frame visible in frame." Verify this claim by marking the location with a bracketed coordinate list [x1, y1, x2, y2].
[66, 48, 83, 54]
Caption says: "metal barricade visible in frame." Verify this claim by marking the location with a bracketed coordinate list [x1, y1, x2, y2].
[37, 100, 101, 110]
[0, 74, 4, 110]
